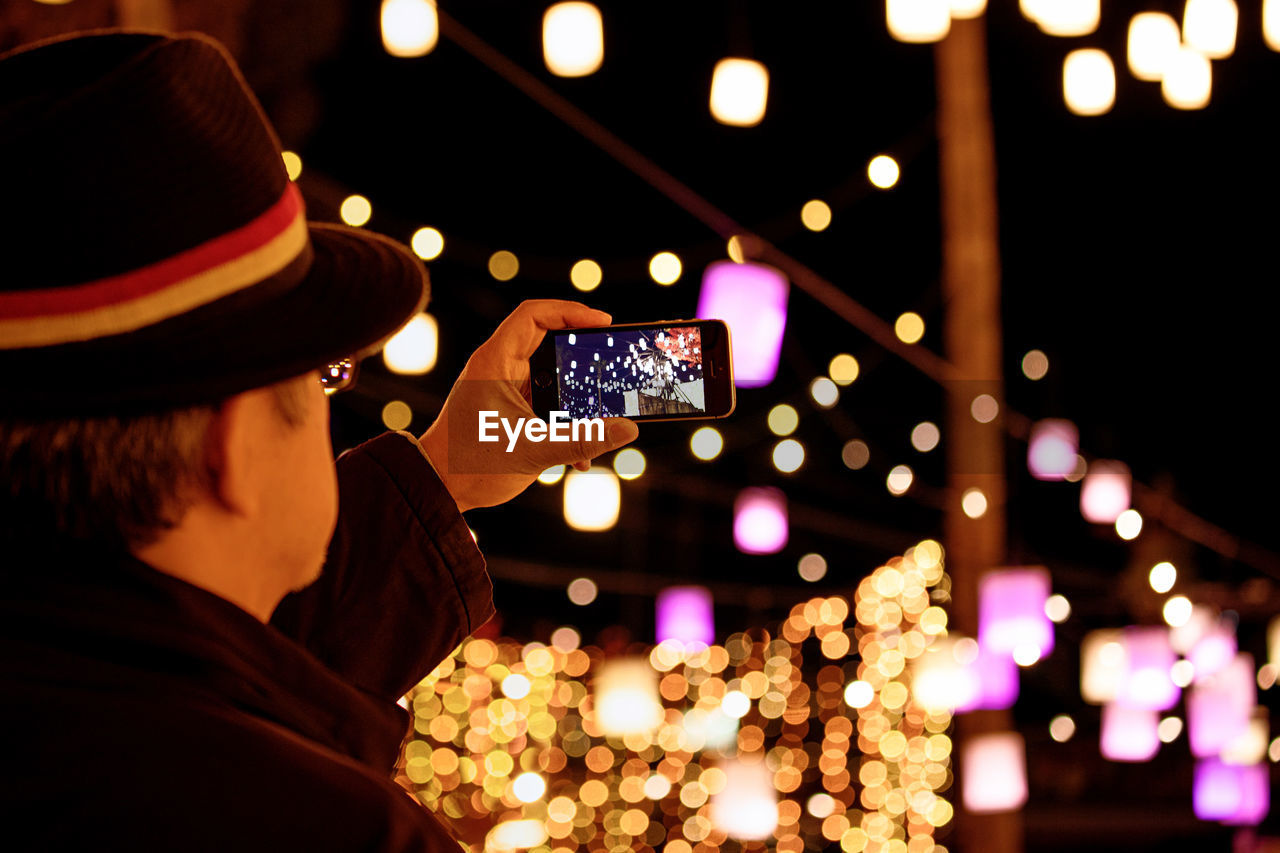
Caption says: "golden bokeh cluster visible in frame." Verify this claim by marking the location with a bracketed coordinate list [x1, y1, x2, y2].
[397, 541, 952, 853]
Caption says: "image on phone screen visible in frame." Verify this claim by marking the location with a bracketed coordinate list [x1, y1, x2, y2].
[554, 327, 707, 419]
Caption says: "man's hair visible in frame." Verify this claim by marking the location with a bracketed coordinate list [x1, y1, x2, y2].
[0, 377, 312, 553]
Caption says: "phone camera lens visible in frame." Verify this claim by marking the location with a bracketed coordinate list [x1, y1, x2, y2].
[533, 369, 554, 389]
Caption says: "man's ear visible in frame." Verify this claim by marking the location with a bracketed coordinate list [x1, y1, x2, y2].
[204, 392, 260, 518]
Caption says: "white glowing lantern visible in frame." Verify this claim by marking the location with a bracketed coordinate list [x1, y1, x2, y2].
[1100, 704, 1161, 762]
[709, 58, 769, 127]
[1221, 709, 1270, 766]
[1081, 629, 1128, 705]
[1028, 419, 1078, 480]
[1183, 0, 1238, 60]
[1162, 46, 1212, 109]
[1063, 49, 1115, 116]
[1080, 460, 1130, 523]
[949, 0, 987, 18]
[1037, 0, 1100, 36]
[1170, 604, 1216, 654]
[486, 819, 549, 851]
[886, 0, 950, 43]
[594, 658, 663, 737]
[961, 733, 1027, 813]
[542, 2, 604, 77]
[382, 312, 438, 375]
[709, 759, 779, 840]
[563, 468, 620, 531]
[911, 638, 981, 712]
[1127, 13, 1180, 81]
[380, 0, 438, 58]
[1267, 0, 1280, 52]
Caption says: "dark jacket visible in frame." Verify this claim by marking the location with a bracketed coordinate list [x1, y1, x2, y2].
[0, 431, 492, 850]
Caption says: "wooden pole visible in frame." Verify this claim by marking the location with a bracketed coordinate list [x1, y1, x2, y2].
[934, 16, 1021, 853]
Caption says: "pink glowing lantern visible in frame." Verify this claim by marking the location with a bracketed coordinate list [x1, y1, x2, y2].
[1115, 626, 1179, 711]
[656, 586, 715, 647]
[1188, 622, 1237, 682]
[1188, 653, 1256, 758]
[978, 567, 1054, 662]
[697, 260, 788, 388]
[733, 487, 787, 554]
[1195, 759, 1270, 824]
[1100, 704, 1160, 762]
[1027, 419, 1079, 480]
[957, 644, 1020, 711]
[1080, 460, 1131, 523]
[961, 732, 1028, 813]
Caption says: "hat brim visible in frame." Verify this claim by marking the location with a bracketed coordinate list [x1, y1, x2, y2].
[6, 223, 429, 417]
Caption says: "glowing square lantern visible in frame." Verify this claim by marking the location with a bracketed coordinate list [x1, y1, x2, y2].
[698, 260, 788, 388]
[656, 586, 715, 647]
[911, 638, 981, 713]
[710, 759, 779, 840]
[1188, 622, 1237, 682]
[962, 644, 1021, 711]
[1081, 628, 1127, 705]
[1115, 626, 1178, 711]
[1187, 653, 1255, 758]
[1100, 704, 1160, 762]
[978, 567, 1054, 663]
[1027, 419, 1078, 480]
[886, 0, 951, 44]
[563, 467, 620, 531]
[1195, 759, 1269, 824]
[733, 487, 787, 554]
[380, 0, 438, 57]
[543, 2, 604, 77]
[594, 658, 663, 737]
[961, 732, 1027, 813]
[1080, 460, 1131, 523]
[709, 58, 769, 127]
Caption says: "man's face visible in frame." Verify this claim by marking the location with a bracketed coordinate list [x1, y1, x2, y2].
[260, 372, 339, 592]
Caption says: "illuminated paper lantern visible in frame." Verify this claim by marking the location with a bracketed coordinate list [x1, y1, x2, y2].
[1170, 604, 1216, 654]
[1036, 0, 1099, 36]
[543, 2, 604, 77]
[594, 658, 663, 737]
[563, 468, 621, 531]
[1115, 626, 1178, 711]
[1187, 653, 1255, 758]
[380, 0, 438, 57]
[1081, 629, 1127, 704]
[1195, 759, 1269, 824]
[1127, 12, 1180, 81]
[1100, 704, 1160, 762]
[1221, 709, 1269, 766]
[911, 638, 981, 712]
[1188, 622, 1237, 682]
[698, 260, 788, 387]
[1080, 460, 1130, 523]
[961, 733, 1027, 813]
[656, 586, 715, 647]
[978, 567, 1054, 662]
[885, 0, 950, 44]
[1027, 419, 1079, 480]
[733, 487, 788, 554]
[1162, 47, 1212, 110]
[1183, 0, 1238, 60]
[1267, 0, 1280, 52]
[382, 312, 438, 375]
[710, 759, 779, 839]
[963, 644, 1020, 711]
[1063, 49, 1115, 116]
[709, 58, 769, 127]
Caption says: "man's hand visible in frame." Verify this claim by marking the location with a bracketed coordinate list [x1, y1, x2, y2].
[419, 300, 640, 513]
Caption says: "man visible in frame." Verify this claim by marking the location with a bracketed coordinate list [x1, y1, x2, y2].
[0, 29, 637, 850]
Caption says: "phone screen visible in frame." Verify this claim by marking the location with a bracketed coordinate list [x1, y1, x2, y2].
[553, 326, 708, 420]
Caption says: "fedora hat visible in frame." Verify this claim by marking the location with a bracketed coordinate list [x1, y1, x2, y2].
[0, 29, 428, 416]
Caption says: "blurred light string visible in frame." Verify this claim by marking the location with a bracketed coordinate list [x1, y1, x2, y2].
[351, 8, 1280, 582]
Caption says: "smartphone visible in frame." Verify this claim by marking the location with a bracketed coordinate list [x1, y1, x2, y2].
[529, 319, 735, 422]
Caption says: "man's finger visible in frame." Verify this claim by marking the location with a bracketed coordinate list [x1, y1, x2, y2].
[494, 299, 613, 361]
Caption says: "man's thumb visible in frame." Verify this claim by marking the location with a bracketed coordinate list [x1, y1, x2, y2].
[606, 419, 640, 447]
